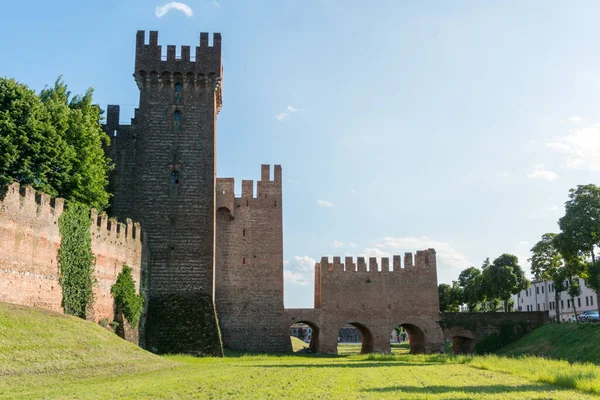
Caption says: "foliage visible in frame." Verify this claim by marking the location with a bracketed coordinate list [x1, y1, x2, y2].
[484, 254, 529, 312]
[111, 265, 144, 328]
[458, 267, 484, 312]
[558, 184, 600, 262]
[475, 321, 531, 354]
[0, 77, 112, 210]
[587, 261, 600, 306]
[58, 202, 95, 319]
[529, 233, 567, 321]
[438, 282, 462, 312]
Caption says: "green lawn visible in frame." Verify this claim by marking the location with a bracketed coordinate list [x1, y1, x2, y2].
[2, 303, 600, 399]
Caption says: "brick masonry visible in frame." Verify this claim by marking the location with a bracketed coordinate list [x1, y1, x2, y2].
[0, 183, 143, 339]
[287, 250, 445, 354]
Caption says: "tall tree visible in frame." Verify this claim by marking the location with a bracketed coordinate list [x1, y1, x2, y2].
[438, 282, 463, 312]
[485, 254, 529, 312]
[558, 184, 600, 312]
[458, 267, 484, 312]
[0, 77, 112, 210]
[529, 233, 566, 322]
[555, 232, 587, 320]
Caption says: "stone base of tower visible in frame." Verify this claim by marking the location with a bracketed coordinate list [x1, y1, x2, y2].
[218, 312, 293, 353]
[144, 292, 223, 356]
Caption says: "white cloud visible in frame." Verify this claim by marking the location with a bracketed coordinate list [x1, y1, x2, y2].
[316, 200, 335, 208]
[286, 255, 316, 272]
[211, 0, 221, 8]
[155, 2, 193, 17]
[287, 105, 297, 113]
[569, 116, 583, 122]
[333, 240, 344, 248]
[349, 189, 357, 195]
[275, 113, 289, 121]
[546, 126, 600, 171]
[374, 236, 471, 275]
[348, 242, 358, 248]
[284, 270, 310, 286]
[526, 164, 558, 181]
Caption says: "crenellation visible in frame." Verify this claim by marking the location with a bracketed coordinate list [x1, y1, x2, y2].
[241, 180, 253, 198]
[381, 257, 389, 272]
[357, 257, 367, 272]
[345, 256, 355, 272]
[393, 255, 401, 271]
[20, 185, 37, 216]
[369, 257, 377, 272]
[404, 252, 413, 268]
[261, 164, 270, 181]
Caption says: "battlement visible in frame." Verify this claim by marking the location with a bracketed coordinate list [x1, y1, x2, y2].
[216, 164, 282, 214]
[1, 183, 64, 222]
[315, 249, 437, 273]
[1, 183, 141, 244]
[134, 30, 222, 91]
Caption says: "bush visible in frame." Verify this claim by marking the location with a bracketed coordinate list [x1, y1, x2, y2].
[111, 265, 144, 328]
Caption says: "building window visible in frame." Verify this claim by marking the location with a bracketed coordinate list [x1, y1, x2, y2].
[586, 297, 590, 306]
[175, 83, 183, 102]
[541, 286, 544, 294]
[536, 287, 539, 295]
[537, 304, 540, 311]
[578, 297, 581, 307]
[174, 110, 182, 130]
[567, 299, 570, 308]
[170, 171, 179, 184]
[561, 300, 564, 308]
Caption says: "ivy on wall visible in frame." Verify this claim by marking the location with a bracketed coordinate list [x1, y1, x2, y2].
[111, 265, 144, 328]
[58, 202, 95, 319]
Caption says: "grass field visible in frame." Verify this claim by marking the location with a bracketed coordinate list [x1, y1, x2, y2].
[2, 303, 600, 399]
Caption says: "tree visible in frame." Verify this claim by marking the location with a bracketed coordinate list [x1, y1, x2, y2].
[555, 232, 587, 320]
[458, 267, 484, 312]
[0, 77, 112, 210]
[558, 184, 600, 313]
[587, 261, 600, 314]
[485, 254, 529, 312]
[111, 265, 144, 328]
[529, 233, 566, 322]
[438, 282, 463, 312]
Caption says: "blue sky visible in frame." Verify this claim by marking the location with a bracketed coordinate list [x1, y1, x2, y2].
[2, 1, 600, 308]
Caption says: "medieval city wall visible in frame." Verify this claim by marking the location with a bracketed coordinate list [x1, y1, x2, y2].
[215, 165, 292, 353]
[0, 183, 143, 327]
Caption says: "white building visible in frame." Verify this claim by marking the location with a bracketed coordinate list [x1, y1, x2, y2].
[513, 278, 598, 322]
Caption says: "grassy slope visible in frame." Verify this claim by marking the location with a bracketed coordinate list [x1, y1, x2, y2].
[290, 336, 307, 352]
[1, 303, 599, 399]
[497, 323, 600, 364]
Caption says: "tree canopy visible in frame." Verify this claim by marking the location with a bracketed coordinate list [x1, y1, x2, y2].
[0, 77, 112, 210]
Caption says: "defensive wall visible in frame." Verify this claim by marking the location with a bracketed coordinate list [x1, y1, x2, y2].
[439, 311, 550, 354]
[215, 164, 291, 353]
[286, 250, 445, 354]
[0, 183, 144, 340]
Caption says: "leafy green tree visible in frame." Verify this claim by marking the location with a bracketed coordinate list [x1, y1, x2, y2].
[458, 267, 484, 312]
[567, 278, 582, 321]
[0, 77, 112, 210]
[555, 232, 587, 320]
[558, 184, 600, 313]
[438, 282, 463, 312]
[529, 233, 566, 322]
[485, 254, 529, 312]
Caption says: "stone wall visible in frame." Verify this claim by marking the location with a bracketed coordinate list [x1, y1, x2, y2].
[107, 31, 223, 356]
[287, 250, 445, 354]
[215, 165, 291, 353]
[0, 183, 143, 338]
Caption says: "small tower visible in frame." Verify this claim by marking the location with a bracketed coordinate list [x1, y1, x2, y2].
[133, 31, 223, 355]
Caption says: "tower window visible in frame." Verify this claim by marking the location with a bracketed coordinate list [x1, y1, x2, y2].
[173, 110, 182, 130]
[171, 171, 179, 184]
[242, 257, 246, 265]
[243, 229, 246, 237]
[174, 83, 183, 102]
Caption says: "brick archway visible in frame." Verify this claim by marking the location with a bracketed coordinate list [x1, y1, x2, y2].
[338, 322, 374, 354]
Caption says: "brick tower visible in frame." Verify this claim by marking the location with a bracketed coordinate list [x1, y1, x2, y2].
[129, 31, 223, 355]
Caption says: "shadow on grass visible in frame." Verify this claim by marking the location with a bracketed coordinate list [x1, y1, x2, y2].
[253, 362, 442, 369]
[362, 383, 565, 395]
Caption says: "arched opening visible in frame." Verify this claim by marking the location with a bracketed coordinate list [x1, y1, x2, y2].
[289, 321, 319, 353]
[337, 322, 373, 355]
[452, 336, 476, 355]
[391, 323, 427, 354]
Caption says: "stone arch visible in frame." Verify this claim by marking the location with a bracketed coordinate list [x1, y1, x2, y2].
[290, 320, 320, 353]
[339, 322, 374, 354]
[442, 326, 477, 355]
[390, 321, 428, 354]
[173, 72, 183, 84]
[137, 70, 147, 79]
[216, 206, 233, 219]
[161, 71, 171, 83]
[149, 71, 159, 83]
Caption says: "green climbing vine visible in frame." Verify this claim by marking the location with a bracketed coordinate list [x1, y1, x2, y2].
[58, 202, 95, 319]
[111, 265, 144, 328]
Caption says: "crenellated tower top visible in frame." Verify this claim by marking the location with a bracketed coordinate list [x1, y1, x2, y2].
[133, 30, 223, 112]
